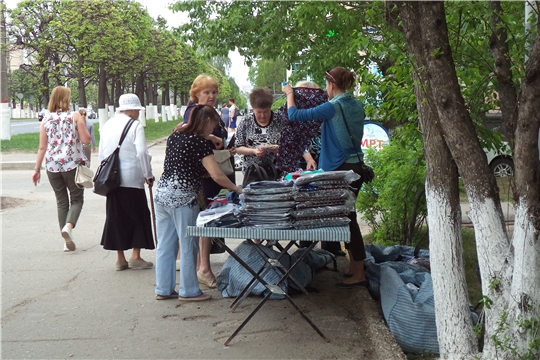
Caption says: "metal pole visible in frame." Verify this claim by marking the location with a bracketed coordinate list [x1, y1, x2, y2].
[148, 185, 158, 246]
[0, 0, 11, 140]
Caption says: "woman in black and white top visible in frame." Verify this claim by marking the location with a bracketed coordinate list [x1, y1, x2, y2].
[235, 87, 284, 187]
[154, 105, 242, 302]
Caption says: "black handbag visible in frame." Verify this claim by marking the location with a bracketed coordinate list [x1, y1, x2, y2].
[93, 119, 135, 196]
[242, 162, 279, 188]
[337, 103, 375, 183]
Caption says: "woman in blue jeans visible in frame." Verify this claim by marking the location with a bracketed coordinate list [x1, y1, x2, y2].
[153, 105, 242, 301]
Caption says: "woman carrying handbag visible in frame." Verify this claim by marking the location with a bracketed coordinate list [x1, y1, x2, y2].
[32, 86, 91, 252]
[98, 94, 155, 271]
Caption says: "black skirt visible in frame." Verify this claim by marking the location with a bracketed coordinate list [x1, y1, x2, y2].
[100, 187, 155, 251]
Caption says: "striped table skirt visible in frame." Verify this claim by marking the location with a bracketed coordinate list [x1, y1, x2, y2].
[186, 226, 350, 243]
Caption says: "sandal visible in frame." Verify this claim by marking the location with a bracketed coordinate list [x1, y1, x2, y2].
[197, 273, 217, 288]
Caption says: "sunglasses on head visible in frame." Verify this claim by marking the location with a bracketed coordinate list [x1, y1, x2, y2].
[325, 70, 337, 84]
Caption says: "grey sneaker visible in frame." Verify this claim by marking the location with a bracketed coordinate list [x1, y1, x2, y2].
[116, 260, 128, 271]
[128, 258, 153, 269]
[61, 225, 76, 251]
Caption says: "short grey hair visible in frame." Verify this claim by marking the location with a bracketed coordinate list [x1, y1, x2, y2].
[295, 80, 320, 88]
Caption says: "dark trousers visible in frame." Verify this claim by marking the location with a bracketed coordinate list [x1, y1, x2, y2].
[299, 162, 366, 261]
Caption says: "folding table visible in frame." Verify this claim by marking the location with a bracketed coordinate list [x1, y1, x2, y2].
[186, 225, 350, 345]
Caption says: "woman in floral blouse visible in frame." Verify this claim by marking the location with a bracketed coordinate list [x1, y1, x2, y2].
[32, 86, 91, 252]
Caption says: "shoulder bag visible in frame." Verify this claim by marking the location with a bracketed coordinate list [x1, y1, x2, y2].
[242, 162, 279, 188]
[213, 150, 234, 175]
[336, 103, 375, 183]
[73, 116, 94, 189]
[93, 119, 135, 196]
[211, 120, 234, 175]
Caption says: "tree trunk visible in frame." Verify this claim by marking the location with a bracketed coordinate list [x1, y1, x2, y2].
[399, 1, 540, 358]
[162, 82, 170, 106]
[146, 80, 153, 105]
[152, 83, 158, 105]
[398, 1, 486, 357]
[488, 1, 517, 145]
[135, 72, 145, 105]
[98, 63, 107, 108]
[115, 78, 122, 108]
[506, 21, 540, 356]
[77, 62, 87, 108]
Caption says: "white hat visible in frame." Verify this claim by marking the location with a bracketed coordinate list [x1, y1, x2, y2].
[117, 94, 144, 111]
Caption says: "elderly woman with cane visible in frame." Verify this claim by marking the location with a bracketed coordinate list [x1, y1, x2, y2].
[98, 94, 155, 271]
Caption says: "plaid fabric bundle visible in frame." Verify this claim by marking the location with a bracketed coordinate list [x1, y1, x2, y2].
[277, 87, 327, 173]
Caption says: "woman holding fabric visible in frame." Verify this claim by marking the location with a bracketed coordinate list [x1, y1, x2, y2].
[154, 104, 242, 301]
[176, 74, 234, 288]
[235, 87, 284, 187]
[283, 67, 368, 288]
[32, 86, 91, 252]
[99, 94, 155, 271]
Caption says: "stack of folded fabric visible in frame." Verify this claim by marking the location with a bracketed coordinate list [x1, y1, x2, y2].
[196, 202, 241, 228]
[292, 170, 359, 229]
[239, 180, 295, 229]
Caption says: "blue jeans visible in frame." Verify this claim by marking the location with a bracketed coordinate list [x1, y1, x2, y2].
[154, 202, 202, 298]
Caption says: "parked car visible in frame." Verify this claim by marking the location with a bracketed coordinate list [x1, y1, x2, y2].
[486, 147, 514, 177]
[87, 109, 97, 119]
[38, 108, 49, 122]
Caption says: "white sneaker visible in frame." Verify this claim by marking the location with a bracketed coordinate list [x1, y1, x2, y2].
[63, 243, 72, 252]
[61, 225, 76, 251]
[176, 259, 180, 271]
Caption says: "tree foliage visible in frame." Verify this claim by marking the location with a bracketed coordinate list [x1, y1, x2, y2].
[248, 57, 287, 90]
[6, 0, 245, 110]
[173, 1, 540, 357]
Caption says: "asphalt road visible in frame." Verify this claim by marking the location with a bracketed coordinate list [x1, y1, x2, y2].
[9, 119, 100, 136]
[9, 119, 41, 135]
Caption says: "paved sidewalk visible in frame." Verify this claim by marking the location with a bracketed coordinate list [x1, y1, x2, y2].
[1, 138, 405, 360]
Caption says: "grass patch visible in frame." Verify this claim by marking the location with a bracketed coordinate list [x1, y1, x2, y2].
[0, 117, 180, 153]
[462, 228, 482, 306]
[1, 133, 41, 152]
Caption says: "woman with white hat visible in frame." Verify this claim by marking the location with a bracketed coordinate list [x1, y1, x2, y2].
[98, 93, 155, 271]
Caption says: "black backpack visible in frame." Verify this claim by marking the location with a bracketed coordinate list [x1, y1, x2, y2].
[233, 107, 240, 118]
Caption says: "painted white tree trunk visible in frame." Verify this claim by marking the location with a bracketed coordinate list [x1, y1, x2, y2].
[426, 187, 479, 358]
[465, 196, 514, 359]
[507, 201, 540, 356]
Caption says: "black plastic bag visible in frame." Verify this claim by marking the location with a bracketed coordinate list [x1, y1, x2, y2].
[362, 164, 375, 183]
